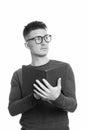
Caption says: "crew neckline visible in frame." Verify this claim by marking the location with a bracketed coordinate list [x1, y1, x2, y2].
[30, 60, 51, 68]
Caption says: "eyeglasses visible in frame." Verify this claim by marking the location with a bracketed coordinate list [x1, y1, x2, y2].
[26, 34, 52, 44]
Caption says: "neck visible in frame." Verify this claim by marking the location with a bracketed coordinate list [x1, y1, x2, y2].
[30, 54, 50, 66]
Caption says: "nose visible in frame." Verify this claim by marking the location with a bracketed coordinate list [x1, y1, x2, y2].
[41, 38, 47, 45]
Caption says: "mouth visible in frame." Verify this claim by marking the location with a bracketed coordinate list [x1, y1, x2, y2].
[40, 48, 47, 50]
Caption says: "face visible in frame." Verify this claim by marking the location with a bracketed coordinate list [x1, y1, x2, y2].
[25, 29, 50, 57]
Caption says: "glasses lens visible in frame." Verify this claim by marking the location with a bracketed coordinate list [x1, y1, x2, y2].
[35, 36, 42, 44]
[45, 35, 51, 43]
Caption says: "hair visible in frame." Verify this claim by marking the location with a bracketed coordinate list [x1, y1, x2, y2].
[23, 21, 47, 38]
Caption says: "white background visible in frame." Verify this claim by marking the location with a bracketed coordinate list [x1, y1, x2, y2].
[0, 0, 87, 130]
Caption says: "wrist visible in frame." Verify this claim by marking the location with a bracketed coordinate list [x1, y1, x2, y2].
[53, 91, 61, 101]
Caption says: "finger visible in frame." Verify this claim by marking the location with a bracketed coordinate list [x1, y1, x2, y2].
[41, 98, 52, 104]
[33, 93, 37, 98]
[35, 80, 49, 92]
[47, 100, 52, 104]
[57, 78, 61, 89]
[33, 93, 40, 99]
[33, 83, 48, 96]
[42, 78, 52, 89]
[34, 89, 47, 99]
[33, 93, 36, 97]
[34, 93, 39, 98]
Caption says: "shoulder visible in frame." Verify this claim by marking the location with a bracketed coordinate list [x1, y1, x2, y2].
[50, 59, 69, 66]
[16, 68, 22, 76]
[50, 59, 73, 72]
[51, 60, 75, 80]
[11, 68, 22, 85]
[13, 68, 22, 77]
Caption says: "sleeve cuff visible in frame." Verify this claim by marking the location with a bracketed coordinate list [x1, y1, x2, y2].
[52, 93, 65, 107]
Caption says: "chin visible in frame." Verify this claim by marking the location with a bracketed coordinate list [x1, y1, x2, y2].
[35, 53, 48, 57]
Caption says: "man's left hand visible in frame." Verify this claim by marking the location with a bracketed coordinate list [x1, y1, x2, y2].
[33, 78, 61, 101]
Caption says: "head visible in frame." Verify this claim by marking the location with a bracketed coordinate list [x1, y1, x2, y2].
[23, 21, 51, 57]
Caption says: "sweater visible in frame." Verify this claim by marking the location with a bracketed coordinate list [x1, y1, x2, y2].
[8, 60, 77, 130]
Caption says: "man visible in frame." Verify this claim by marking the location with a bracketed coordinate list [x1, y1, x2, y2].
[8, 21, 77, 130]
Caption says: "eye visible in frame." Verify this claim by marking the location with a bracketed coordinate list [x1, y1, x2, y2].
[45, 35, 51, 42]
[36, 36, 41, 41]
[35, 36, 42, 44]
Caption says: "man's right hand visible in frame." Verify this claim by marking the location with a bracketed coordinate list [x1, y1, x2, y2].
[34, 93, 52, 104]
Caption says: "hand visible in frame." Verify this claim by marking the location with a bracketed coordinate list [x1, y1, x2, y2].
[33, 78, 61, 101]
[34, 93, 52, 104]
[33, 91, 52, 104]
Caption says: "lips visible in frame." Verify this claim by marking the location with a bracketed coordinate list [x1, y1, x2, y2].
[40, 48, 47, 50]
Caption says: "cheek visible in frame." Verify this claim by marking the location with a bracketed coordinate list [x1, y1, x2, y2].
[31, 45, 40, 52]
[29, 44, 35, 50]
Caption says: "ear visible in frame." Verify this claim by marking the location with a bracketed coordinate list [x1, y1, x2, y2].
[25, 42, 30, 49]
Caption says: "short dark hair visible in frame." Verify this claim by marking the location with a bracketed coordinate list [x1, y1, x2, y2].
[23, 21, 47, 38]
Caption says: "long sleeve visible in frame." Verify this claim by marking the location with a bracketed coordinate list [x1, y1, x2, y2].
[8, 69, 38, 116]
[52, 64, 77, 112]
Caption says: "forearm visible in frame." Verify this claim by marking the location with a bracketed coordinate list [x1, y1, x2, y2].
[53, 63, 77, 112]
[8, 93, 38, 116]
[52, 93, 77, 112]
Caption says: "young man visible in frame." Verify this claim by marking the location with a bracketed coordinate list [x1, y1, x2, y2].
[8, 21, 77, 130]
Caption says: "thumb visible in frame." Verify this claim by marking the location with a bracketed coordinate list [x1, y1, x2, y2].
[57, 78, 61, 89]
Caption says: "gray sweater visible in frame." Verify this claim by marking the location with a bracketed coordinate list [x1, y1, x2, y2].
[8, 60, 77, 130]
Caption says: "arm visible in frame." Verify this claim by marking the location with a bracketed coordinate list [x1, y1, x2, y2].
[33, 64, 77, 112]
[52, 64, 77, 112]
[8, 69, 38, 116]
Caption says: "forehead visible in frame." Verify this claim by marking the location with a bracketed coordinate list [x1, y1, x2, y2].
[27, 29, 47, 39]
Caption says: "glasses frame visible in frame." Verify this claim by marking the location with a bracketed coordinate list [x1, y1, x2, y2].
[26, 34, 52, 44]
